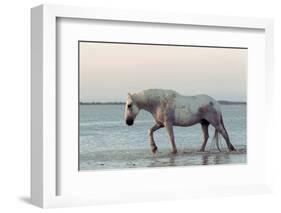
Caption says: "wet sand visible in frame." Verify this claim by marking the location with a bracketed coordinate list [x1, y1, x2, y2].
[79, 145, 246, 171]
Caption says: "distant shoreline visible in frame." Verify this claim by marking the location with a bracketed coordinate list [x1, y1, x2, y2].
[80, 101, 246, 105]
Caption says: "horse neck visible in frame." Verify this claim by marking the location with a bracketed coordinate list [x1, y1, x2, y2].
[134, 92, 157, 113]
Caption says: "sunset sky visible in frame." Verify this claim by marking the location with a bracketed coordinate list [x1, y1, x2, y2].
[79, 42, 247, 102]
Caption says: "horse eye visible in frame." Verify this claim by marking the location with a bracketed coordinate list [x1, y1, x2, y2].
[127, 104, 132, 108]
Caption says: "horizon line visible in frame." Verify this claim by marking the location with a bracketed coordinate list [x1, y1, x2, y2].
[79, 100, 247, 105]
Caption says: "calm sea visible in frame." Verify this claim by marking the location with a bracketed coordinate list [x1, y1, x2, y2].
[79, 104, 247, 170]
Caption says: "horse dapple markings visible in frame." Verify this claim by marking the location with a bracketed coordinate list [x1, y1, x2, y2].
[124, 89, 236, 154]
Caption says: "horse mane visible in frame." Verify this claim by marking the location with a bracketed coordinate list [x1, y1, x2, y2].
[132, 89, 179, 111]
[143, 88, 179, 95]
[135, 89, 179, 98]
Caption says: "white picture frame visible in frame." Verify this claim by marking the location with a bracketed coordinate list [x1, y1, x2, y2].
[31, 4, 274, 208]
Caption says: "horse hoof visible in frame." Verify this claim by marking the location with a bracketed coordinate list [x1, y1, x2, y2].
[171, 150, 178, 154]
[229, 147, 236, 152]
[151, 146, 158, 154]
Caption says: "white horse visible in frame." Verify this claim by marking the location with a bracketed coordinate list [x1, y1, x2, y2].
[124, 89, 236, 154]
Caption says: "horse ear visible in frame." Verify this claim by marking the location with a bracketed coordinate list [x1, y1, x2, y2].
[128, 93, 135, 101]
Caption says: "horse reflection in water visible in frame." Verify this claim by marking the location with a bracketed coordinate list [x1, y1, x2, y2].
[124, 89, 236, 154]
[202, 153, 231, 165]
[147, 152, 231, 167]
[148, 155, 176, 168]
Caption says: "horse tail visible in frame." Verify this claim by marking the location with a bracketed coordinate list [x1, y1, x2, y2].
[213, 129, 221, 152]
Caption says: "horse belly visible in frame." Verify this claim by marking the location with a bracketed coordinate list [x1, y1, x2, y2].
[173, 108, 199, 126]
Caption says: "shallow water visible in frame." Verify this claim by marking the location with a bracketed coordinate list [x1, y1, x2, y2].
[79, 104, 246, 170]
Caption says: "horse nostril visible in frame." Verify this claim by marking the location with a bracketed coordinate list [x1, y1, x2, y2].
[126, 119, 134, 126]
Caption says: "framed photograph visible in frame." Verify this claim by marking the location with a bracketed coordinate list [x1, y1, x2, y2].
[31, 4, 274, 208]
[78, 41, 246, 170]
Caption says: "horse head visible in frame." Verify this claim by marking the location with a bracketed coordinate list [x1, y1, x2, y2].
[124, 93, 140, 126]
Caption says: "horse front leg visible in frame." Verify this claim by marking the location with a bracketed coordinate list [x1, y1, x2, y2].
[148, 123, 163, 154]
[165, 122, 178, 154]
[199, 120, 210, 152]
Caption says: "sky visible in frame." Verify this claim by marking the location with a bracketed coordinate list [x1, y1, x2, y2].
[79, 42, 247, 102]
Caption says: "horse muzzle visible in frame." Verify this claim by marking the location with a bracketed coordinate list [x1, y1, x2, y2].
[126, 119, 134, 126]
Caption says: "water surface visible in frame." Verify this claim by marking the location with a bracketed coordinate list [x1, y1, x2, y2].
[79, 104, 246, 170]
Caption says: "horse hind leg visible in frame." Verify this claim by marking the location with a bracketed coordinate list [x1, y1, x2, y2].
[208, 115, 236, 151]
[199, 119, 209, 152]
[216, 118, 236, 151]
